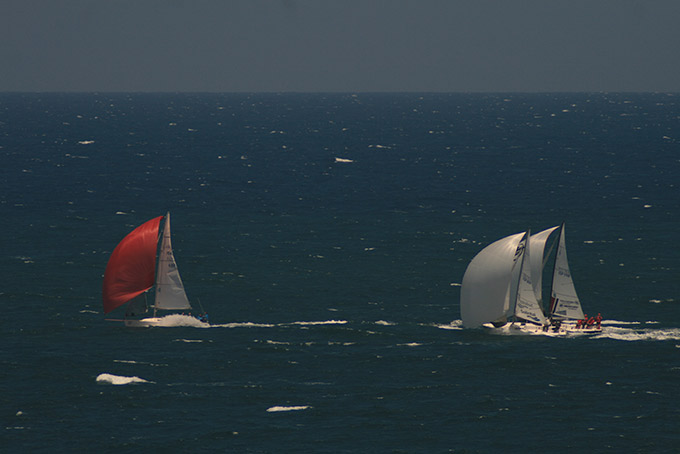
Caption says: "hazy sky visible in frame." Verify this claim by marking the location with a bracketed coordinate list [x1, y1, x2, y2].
[2, 0, 679, 92]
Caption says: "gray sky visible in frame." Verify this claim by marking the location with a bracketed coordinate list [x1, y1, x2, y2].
[1, 0, 679, 92]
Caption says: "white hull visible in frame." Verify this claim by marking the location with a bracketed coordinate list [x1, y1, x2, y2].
[483, 321, 602, 336]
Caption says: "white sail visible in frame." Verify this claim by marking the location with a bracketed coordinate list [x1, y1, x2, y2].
[550, 225, 584, 320]
[154, 213, 192, 311]
[529, 226, 560, 306]
[514, 231, 548, 325]
[460, 232, 526, 328]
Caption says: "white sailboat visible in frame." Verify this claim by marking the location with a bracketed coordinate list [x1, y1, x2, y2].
[103, 212, 208, 327]
[460, 224, 599, 334]
[546, 224, 600, 332]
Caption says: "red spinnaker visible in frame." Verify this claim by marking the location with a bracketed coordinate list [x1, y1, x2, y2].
[102, 216, 163, 313]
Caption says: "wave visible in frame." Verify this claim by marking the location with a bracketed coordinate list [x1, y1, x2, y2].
[113, 359, 168, 367]
[435, 320, 464, 330]
[285, 320, 348, 326]
[266, 405, 311, 413]
[96, 373, 153, 385]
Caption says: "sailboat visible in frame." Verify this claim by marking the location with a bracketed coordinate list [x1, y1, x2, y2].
[460, 224, 599, 334]
[545, 224, 600, 332]
[103, 213, 208, 327]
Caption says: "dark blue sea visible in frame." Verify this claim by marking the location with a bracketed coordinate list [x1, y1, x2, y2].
[2, 93, 679, 453]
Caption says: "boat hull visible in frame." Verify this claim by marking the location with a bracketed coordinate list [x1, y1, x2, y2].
[123, 315, 208, 328]
[482, 321, 602, 336]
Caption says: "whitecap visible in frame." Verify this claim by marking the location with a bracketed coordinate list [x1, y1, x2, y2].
[334, 157, 354, 163]
[375, 320, 396, 326]
[266, 406, 311, 413]
[436, 320, 464, 330]
[287, 320, 348, 326]
[113, 360, 167, 367]
[96, 373, 153, 385]
[78, 140, 95, 145]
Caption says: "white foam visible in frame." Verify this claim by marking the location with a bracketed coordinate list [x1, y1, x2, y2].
[375, 320, 396, 326]
[78, 140, 95, 145]
[96, 373, 153, 385]
[266, 405, 311, 413]
[113, 359, 167, 367]
[334, 157, 354, 163]
[436, 320, 464, 330]
[154, 314, 209, 328]
[287, 320, 348, 326]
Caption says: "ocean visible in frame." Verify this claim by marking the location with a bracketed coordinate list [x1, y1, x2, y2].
[1, 93, 678, 453]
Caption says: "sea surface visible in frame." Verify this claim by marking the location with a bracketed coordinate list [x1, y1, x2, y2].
[1, 93, 679, 453]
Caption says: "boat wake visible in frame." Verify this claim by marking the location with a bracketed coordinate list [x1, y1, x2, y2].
[208, 320, 348, 329]
[150, 314, 209, 328]
[96, 373, 153, 385]
[592, 323, 680, 342]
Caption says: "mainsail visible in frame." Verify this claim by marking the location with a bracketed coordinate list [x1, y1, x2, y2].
[550, 224, 585, 320]
[102, 216, 163, 313]
[154, 213, 192, 311]
[529, 226, 560, 307]
[514, 231, 548, 325]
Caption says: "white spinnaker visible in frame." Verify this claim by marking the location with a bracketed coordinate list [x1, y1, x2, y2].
[550, 225, 584, 320]
[460, 232, 525, 328]
[529, 226, 559, 306]
[514, 232, 548, 325]
[154, 213, 192, 311]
